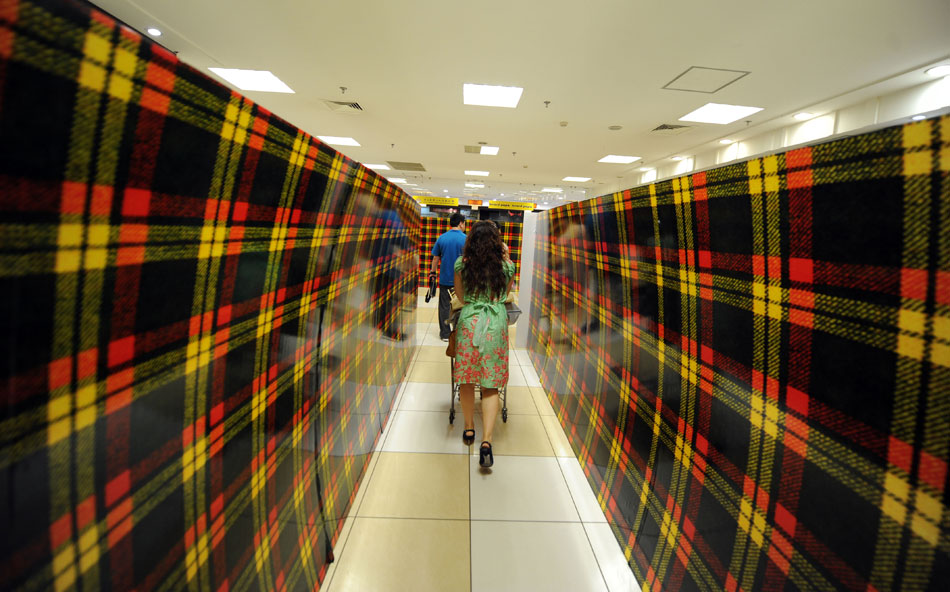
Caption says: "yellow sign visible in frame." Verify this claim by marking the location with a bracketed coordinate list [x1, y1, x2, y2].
[468, 200, 483, 206]
[488, 200, 535, 211]
[415, 196, 459, 206]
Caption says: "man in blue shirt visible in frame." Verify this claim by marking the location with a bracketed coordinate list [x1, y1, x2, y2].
[430, 213, 467, 341]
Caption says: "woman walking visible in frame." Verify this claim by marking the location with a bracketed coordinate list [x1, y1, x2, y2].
[453, 221, 516, 468]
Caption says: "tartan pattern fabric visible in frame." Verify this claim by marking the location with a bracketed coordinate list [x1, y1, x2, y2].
[417, 216, 523, 287]
[0, 0, 419, 590]
[527, 115, 950, 591]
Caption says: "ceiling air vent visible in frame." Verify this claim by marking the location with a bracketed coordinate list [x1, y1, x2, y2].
[387, 161, 427, 172]
[322, 100, 363, 114]
[650, 123, 693, 136]
[464, 145, 481, 154]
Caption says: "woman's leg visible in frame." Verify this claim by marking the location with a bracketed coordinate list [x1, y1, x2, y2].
[480, 388, 499, 443]
[460, 384, 476, 431]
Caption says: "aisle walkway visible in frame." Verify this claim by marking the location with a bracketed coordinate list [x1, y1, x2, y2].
[322, 293, 640, 592]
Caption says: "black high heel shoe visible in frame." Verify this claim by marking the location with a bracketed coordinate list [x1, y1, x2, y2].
[462, 429, 475, 445]
[479, 442, 493, 468]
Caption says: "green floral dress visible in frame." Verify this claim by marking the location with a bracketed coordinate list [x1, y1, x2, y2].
[453, 258, 516, 388]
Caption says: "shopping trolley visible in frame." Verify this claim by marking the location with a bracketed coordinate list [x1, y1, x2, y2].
[447, 300, 521, 425]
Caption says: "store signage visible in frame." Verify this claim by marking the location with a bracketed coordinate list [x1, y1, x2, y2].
[415, 196, 459, 206]
[468, 200, 483, 206]
[488, 200, 535, 211]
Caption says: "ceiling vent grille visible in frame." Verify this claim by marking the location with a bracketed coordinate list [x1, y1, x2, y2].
[387, 161, 427, 171]
[322, 100, 364, 114]
[651, 123, 693, 136]
[464, 145, 481, 154]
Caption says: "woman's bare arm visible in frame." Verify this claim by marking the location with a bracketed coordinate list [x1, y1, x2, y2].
[454, 268, 466, 303]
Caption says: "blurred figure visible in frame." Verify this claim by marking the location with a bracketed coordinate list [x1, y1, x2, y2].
[430, 213, 466, 341]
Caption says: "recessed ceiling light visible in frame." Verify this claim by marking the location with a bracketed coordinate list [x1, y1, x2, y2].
[388, 177, 407, 183]
[562, 176, 590, 182]
[671, 156, 685, 161]
[794, 112, 814, 121]
[480, 146, 500, 155]
[463, 83, 524, 108]
[465, 183, 485, 188]
[208, 68, 295, 93]
[365, 164, 390, 170]
[465, 170, 490, 176]
[639, 167, 653, 171]
[500, 193, 505, 197]
[404, 183, 418, 186]
[443, 189, 449, 192]
[912, 115, 927, 121]
[679, 102, 763, 124]
[719, 139, 735, 145]
[598, 155, 640, 164]
[147, 27, 162, 37]
[925, 65, 950, 77]
[317, 135, 360, 146]
[542, 187, 563, 193]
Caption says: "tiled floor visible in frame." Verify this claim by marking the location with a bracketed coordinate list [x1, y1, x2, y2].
[322, 291, 641, 592]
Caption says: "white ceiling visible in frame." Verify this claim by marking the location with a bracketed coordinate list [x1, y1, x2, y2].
[92, 0, 950, 206]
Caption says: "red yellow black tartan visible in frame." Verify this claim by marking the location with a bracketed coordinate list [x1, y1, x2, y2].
[418, 216, 523, 287]
[528, 116, 950, 590]
[0, 0, 419, 590]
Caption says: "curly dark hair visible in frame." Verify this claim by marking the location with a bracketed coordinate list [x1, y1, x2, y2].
[461, 221, 508, 299]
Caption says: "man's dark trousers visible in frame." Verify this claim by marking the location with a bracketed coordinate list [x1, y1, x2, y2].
[438, 284, 453, 339]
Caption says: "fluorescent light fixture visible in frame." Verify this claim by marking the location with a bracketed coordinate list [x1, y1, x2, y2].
[500, 193, 505, 197]
[388, 178, 407, 183]
[463, 83, 524, 108]
[317, 135, 360, 146]
[365, 164, 390, 170]
[912, 115, 927, 121]
[926, 65, 950, 77]
[443, 189, 449, 193]
[465, 170, 490, 176]
[671, 156, 685, 161]
[480, 146, 500, 155]
[542, 187, 563, 193]
[598, 155, 640, 164]
[562, 176, 590, 182]
[208, 68, 294, 93]
[719, 139, 735, 145]
[147, 27, 162, 37]
[794, 112, 814, 121]
[465, 183, 485, 188]
[679, 102, 763, 124]
[639, 167, 654, 172]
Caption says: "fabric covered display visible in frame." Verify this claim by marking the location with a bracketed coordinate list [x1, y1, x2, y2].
[0, 0, 419, 590]
[528, 115, 950, 590]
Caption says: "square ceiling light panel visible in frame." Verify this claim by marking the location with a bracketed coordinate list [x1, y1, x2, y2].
[208, 68, 295, 93]
[465, 170, 490, 176]
[662, 66, 750, 93]
[317, 136, 361, 146]
[679, 103, 763, 124]
[365, 164, 391, 170]
[463, 84, 524, 108]
[562, 176, 591, 182]
[480, 146, 500, 155]
[598, 155, 640, 164]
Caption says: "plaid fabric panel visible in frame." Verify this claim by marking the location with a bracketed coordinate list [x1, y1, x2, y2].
[527, 116, 950, 590]
[418, 217, 523, 287]
[0, 0, 419, 590]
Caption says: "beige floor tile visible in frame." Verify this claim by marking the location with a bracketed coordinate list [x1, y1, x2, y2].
[416, 345, 453, 363]
[542, 414, 576, 457]
[558, 457, 608, 523]
[521, 363, 542, 387]
[421, 332, 448, 347]
[584, 523, 642, 592]
[473, 385, 537, 415]
[359, 453, 469, 519]
[506, 365, 528, 387]
[409, 360, 453, 383]
[468, 412, 553, 457]
[530, 386, 556, 416]
[471, 521, 606, 592]
[327, 517, 470, 592]
[383, 410, 468, 454]
[470, 455, 578, 522]
[399, 381, 454, 412]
